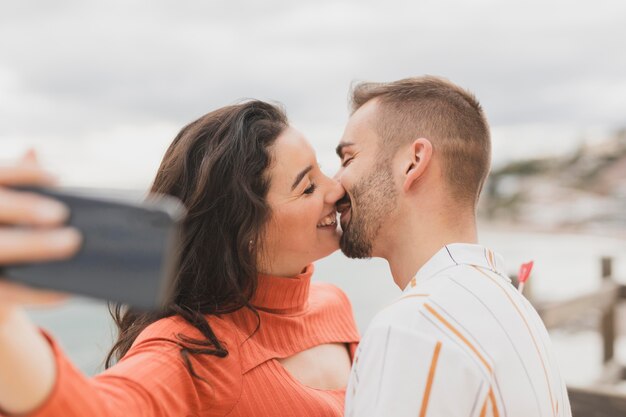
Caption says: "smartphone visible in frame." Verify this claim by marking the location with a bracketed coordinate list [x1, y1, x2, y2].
[0, 187, 186, 310]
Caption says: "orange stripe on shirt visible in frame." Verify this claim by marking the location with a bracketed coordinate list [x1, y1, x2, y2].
[419, 341, 442, 417]
[487, 249, 496, 270]
[472, 266, 556, 417]
[382, 294, 430, 312]
[489, 388, 500, 417]
[479, 395, 489, 417]
[399, 294, 430, 301]
[424, 303, 492, 374]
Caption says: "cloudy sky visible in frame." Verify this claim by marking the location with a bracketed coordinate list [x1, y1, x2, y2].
[1, 0, 625, 188]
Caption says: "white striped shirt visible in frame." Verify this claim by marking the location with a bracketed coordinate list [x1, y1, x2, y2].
[345, 243, 571, 417]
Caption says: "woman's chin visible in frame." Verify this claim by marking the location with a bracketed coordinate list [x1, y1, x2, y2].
[294, 228, 340, 264]
[312, 234, 341, 261]
[310, 248, 340, 264]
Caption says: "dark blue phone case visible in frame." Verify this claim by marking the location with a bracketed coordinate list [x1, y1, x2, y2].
[1, 187, 186, 310]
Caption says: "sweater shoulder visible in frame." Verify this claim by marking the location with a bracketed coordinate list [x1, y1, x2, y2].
[133, 314, 238, 347]
[125, 314, 243, 415]
[309, 281, 356, 327]
[310, 281, 354, 310]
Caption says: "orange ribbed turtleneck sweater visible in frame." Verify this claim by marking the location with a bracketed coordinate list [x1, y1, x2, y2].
[21, 264, 360, 417]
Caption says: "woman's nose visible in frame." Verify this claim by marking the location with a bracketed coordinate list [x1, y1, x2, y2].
[324, 176, 345, 205]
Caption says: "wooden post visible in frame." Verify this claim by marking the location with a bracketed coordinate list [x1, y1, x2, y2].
[511, 272, 534, 301]
[569, 386, 626, 416]
[601, 257, 615, 364]
[523, 268, 534, 301]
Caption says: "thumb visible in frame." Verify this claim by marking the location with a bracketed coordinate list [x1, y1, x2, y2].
[21, 149, 40, 167]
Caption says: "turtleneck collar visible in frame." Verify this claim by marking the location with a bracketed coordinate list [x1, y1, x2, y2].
[251, 264, 314, 314]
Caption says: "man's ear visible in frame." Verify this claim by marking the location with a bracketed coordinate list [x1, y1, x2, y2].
[402, 138, 433, 193]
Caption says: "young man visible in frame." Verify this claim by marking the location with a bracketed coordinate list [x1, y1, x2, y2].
[335, 77, 571, 417]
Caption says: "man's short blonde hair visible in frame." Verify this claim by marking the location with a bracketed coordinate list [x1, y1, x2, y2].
[351, 76, 491, 207]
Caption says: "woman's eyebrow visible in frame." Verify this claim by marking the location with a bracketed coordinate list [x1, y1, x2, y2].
[291, 165, 313, 191]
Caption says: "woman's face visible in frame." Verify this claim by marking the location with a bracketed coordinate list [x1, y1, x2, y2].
[259, 126, 344, 276]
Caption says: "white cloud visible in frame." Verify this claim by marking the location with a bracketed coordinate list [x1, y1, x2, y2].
[1, 0, 625, 186]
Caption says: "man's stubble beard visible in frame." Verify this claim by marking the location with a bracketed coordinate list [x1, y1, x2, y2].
[340, 164, 397, 259]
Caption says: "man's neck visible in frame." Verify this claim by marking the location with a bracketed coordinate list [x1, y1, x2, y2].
[380, 210, 478, 290]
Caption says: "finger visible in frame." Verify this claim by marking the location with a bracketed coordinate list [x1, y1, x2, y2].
[21, 149, 40, 166]
[0, 227, 82, 264]
[0, 189, 69, 226]
[0, 165, 57, 187]
[0, 280, 68, 306]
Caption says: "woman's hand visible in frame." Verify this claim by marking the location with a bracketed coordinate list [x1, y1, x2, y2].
[0, 151, 81, 311]
[0, 151, 82, 415]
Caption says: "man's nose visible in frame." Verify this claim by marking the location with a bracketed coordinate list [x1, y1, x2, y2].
[332, 168, 342, 182]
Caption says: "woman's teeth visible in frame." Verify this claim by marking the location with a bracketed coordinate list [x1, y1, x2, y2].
[317, 213, 337, 228]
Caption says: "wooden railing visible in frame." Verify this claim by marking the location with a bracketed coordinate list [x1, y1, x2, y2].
[567, 386, 626, 416]
[529, 257, 626, 416]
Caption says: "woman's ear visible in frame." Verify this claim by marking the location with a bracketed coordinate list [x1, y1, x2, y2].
[402, 138, 433, 193]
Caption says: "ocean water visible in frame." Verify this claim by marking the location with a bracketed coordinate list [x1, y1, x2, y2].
[26, 228, 626, 387]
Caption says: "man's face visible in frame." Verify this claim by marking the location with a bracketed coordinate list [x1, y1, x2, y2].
[334, 100, 398, 259]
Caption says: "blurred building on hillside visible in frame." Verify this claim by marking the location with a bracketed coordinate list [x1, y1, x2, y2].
[481, 129, 626, 233]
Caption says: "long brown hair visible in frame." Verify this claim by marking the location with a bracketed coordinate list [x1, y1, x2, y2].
[106, 100, 288, 374]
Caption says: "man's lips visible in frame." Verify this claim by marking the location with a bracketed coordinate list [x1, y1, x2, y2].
[336, 194, 351, 214]
[336, 194, 352, 229]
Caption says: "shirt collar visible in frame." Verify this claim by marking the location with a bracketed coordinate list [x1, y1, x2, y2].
[404, 243, 510, 292]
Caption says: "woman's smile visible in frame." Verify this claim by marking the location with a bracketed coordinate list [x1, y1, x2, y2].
[316, 211, 338, 229]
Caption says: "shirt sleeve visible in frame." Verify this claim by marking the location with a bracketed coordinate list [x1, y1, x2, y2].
[345, 323, 490, 417]
[18, 329, 241, 417]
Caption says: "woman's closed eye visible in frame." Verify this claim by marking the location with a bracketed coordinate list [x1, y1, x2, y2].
[303, 183, 317, 195]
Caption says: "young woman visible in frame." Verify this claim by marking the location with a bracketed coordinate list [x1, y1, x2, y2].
[0, 101, 359, 417]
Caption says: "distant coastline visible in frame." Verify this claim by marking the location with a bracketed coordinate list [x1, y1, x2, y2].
[480, 128, 626, 236]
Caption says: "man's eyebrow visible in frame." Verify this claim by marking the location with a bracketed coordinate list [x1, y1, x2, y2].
[291, 165, 313, 191]
[335, 142, 355, 158]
